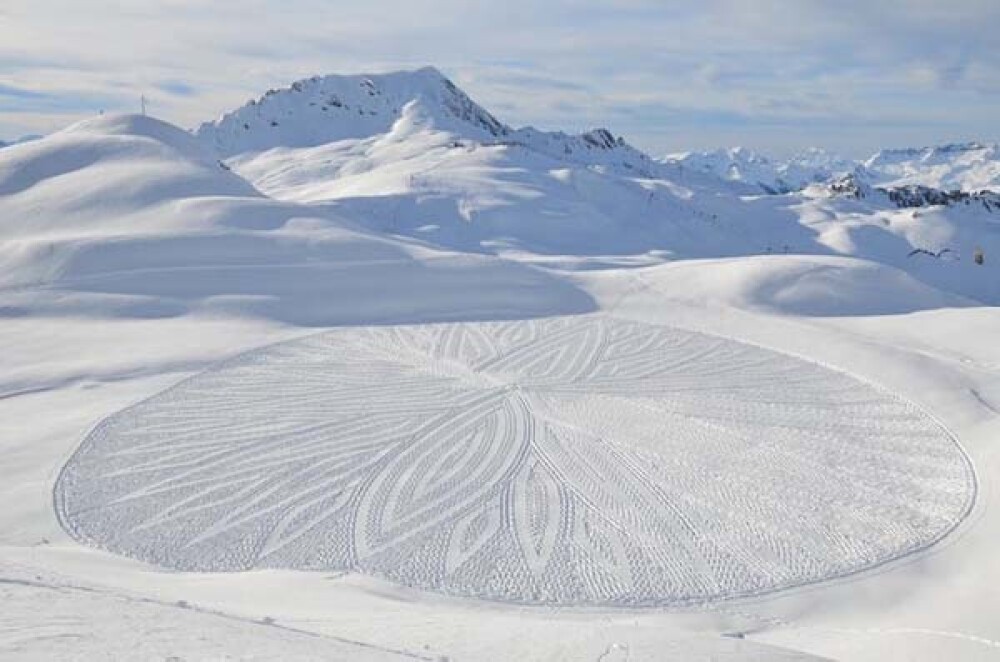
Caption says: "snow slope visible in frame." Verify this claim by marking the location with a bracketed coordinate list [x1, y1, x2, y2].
[225, 101, 740, 256]
[0, 113, 593, 325]
[0, 135, 41, 151]
[630, 255, 974, 317]
[226, 129, 998, 306]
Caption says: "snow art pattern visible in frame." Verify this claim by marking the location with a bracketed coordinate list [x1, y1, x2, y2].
[55, 317, 975, 605]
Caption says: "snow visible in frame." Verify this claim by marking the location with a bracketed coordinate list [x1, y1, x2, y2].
[215, 82, 998, 309]
[664, 142, 1000, 194]
[661, 147, 856, 194]
[864, 143, 1000, 190]
[2, 67, 1000, 660]
[196, 67, 653, 177]
[55, 316, 973, 605]
[0, 113, 592, 325]
[620, 255, 975, 317]
[1, 562, 409, 661]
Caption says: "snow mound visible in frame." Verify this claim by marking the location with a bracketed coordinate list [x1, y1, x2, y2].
[0, 114, 258, 220]
[641, 255, 975, 316]
[56, 316, 974, 606]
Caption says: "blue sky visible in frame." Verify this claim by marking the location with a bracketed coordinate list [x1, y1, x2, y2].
[1, 0, 998, 157]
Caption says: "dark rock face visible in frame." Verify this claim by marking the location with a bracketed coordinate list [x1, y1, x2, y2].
[438, 74, 508, 138]
[828, 173, 872, 199]
[826, 174, 1000, 213]
[882, 185, 1000, 211]
[581, 128, 620, 150]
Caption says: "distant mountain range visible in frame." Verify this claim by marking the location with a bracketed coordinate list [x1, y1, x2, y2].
[661, 147, 858, 194]
[664, 142, 1000, 194]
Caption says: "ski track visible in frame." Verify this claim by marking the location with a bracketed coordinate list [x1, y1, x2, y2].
[54, 316, 975, 607]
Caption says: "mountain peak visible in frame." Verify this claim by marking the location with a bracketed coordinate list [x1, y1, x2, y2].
[196, 67, 509, 156]
[195, 67, 658, 176]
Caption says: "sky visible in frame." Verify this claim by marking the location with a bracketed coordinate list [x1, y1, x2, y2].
[1, 0, 998, 157]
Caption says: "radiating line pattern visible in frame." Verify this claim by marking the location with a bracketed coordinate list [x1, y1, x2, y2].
[55, 317, 975, 606]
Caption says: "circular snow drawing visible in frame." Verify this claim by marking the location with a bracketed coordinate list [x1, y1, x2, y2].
[56, 317, 974, 605]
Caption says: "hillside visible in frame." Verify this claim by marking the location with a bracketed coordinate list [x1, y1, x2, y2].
[0, 113, 591, 325]
[191, 68, 999, 307]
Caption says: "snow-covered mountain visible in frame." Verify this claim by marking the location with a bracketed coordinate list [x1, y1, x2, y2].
[196, 67, 507, 153]
[664, 142, 1000, 195]
[196, 66, 655, 176]
[195, 68, 749, 255]
[661, 147, 856, 194]
[662, 147, 780, 191]
[863, 142, 1000, 190]
[193, 68, 999, 303]
[821, 171, 1000, 212]
[196, 66, 1000, 202]
[220, 101, 746, 255]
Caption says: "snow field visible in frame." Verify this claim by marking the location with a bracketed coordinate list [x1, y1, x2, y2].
[55, 316, 975, 606]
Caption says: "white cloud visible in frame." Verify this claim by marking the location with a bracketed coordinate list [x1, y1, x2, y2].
[2, 0, 998, 155]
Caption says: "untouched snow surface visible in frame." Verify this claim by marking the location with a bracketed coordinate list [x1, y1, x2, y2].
[2, 68, 1000, 660]
[0, 113, 593, 325]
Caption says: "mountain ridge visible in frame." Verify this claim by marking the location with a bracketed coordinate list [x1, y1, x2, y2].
[195, 66, 656, 177]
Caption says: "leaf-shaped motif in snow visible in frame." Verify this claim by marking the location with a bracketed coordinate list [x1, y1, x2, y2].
[445, 501, 503, 575]
[511, 457, 563, 576]
[354, 392, 527, 560]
